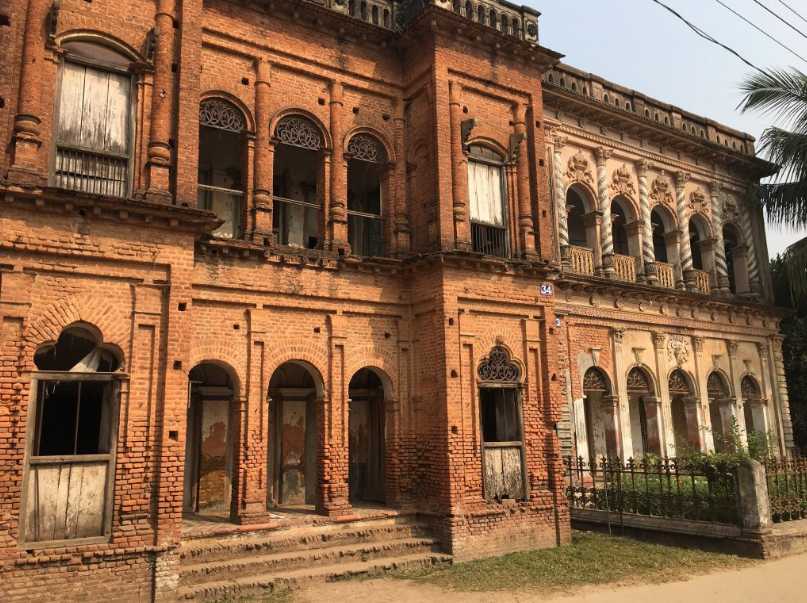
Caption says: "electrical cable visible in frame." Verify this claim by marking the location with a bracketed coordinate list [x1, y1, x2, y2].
[778, 0, 807, 27]
[751, 0, 807, 42]
[715, 0, 807, 66]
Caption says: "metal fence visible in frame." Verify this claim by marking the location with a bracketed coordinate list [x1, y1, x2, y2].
[565, 456, 740, 525]
[765, 457, 807, 523]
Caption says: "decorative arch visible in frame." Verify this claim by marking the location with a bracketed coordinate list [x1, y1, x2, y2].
[56, 30, 144, 64]
[188, 351, 244, 399]
[34, 321, 122, 372]
[583, 366, 612, 394]
[200, 92, 255, 133]
[466, 134, 509, 161]
[740, 374, 762, 401]
[610, 193, 639, 221]
[706, 370, 732, 399]
[264, 347, 328, 400]
[477, 345, 523, 384]
[269, 109, 332, 151]
[689, 211, 714, 239]
[566, 181, 597, 213]
[345, 347, 398, 400]
[668, 368, 696, 396]
[344, 127, 394, 162]
[626, 364, 657, 395]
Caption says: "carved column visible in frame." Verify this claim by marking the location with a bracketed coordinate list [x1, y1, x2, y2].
[9, 0, 51, 183]
[691, 336, 711, 451]
[392, 104, 410, 254]
[710, 181, 730, 294]
[726, 340, 747, 446]
[251, 58, 274, 245]
[513, 103, 536, 257]
[449, 81, 471, 251]
[638, 160, 657, 284]
[329, 80, 348, 252]
[146, 0, 177, 201]
[739, 195, 761, 294]
[552, 136, 569, 265]
[596, 148, 615, 277]
[585, 210, 604, 275]
[675, 171, 693, 290]
[610, 327, 628, 458]
[652, 332, 673, 456]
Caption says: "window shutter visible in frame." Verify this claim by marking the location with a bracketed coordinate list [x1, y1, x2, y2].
[468, 160, 504, 226]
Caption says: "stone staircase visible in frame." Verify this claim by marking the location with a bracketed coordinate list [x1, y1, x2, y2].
[176, 513, 451, 601]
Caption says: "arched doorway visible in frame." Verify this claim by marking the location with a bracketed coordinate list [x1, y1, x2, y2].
[268, 362, 322, 507]
[348, 368, 388, 503]
[626, 367, 659, 458]
[706, 371, 731, 452]
[741, 375, 765, 436]
[580, 367, 617, 462]
[668, 369, 700, 454]
[184, 363, 236, 517]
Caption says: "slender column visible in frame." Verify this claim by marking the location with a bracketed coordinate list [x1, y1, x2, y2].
[726, 341, 748, 447]
[675, 171, 693, 290]
[9, 0, 50, 182]
[596, 148, 615, 277]
[552, 136, 569, 265]
[611, 328, 629, 458]
[652, 332, 672, 456]
[739, 197, 761, 293]
[513, 103, 537, 257]
[692, 336, 713, 451]
[146, 0, 177, 200]
[449, 81, 471, 251]
[638, 160, 657, 284]
[328, 81, 349, 252]
[710, 181, 730, 293]
[251, 58, 274, 245]
[770, 336, 795, 454]
[585, 211, 604, 274]
[392, 102, 410, 254]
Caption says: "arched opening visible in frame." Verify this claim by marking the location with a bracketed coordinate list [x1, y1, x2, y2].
[272, 115, 324, 249]
[723, 223, 749, 294]
[650, 205, 678, 287]
[626, 367, 660, 457]
[741, 375, 765, 436]
[26, 324, 121, 543]
[348, 368, 388, 503]
[347, 133, 388, 257]
[689, 221, 704, 270]
[566, 184, 597, 274]
[580, 367, 617, 463]
[611, 196, 632, 256]
[468, 144, 508, 257]
[668, 369, 700, 454]
[198, 99, 247, 239]
[53, 41, 134, 197]
[706, 371, 731, 452]
[184, 363, 236, 518]
[611, 195, 641, 281]
[268, 362, 322, 508]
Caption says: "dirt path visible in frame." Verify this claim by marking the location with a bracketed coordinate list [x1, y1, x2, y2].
[297, 552, 807, 603]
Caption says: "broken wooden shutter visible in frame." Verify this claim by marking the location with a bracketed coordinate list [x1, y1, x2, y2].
[55, 61, 131, 197]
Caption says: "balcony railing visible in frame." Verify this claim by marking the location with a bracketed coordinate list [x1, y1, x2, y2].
[568, 245, 594, 275]
[273, 196, 322, 249]
[348, 211, 384, 257]
[54, 146, 128, 198]
[656, 261, 676, 289]
[471, 221, 508, 257]
[613, 253, 638, 283]
[198, 185, 244, 239]
[693, 269, 711, 294]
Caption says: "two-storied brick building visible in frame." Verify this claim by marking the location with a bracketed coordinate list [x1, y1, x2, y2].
[0, 0, 794, 601]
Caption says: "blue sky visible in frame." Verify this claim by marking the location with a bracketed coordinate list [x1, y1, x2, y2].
[531, 0, 807, 257]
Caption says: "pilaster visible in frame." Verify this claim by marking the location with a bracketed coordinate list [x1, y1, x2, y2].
[449, 81, 471, 251]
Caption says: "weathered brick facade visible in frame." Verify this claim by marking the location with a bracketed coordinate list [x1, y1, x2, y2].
[0, 0, 793, 600]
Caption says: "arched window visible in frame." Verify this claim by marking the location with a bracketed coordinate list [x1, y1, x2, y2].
[626, 367, 659, 457]
[347, 133, 387, 257]
[611, 196, 640, 282]
[581, 367, 617, 462]
[723, 223, 749, 294]
[650, 205, 678, 288]
[669, 369, 699, 454]
[272, 115, 323, 249]
[690, 221, 704, 270]
[741, 375, 765, 435]
[468, 144, 508, 257]
[465, 1, 473, 18]
[198, 99, 247, 239]
[53, 41, 134, 198]
[25, 324, 121, 544]
[689, 215, 715, 291]
[371, 4, 379, 24]
[567, 187, 590, 248]
[611, 199, 630, 256]
[651, 209, 669, 262]
[477, 5, 485, 23]
[707, 371, 731, 452]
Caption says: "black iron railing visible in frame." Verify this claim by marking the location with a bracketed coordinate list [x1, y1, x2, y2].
[565, 456, 741, 525]
[765, 457, 807, 523]
[471, 221, 508, 257]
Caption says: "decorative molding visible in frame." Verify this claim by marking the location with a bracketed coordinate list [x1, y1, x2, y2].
[692, 336, 703, 354]
[668, 369, 691, 395]
[688, 188, 709, 214]
[347, 133, 386, 163]
[653, 332, 666, 350]
[275, 116, 322, 150]
[650, 175, 674, 207]
[611, 328, 624, 344]
[626, 367, 652, 393]
[667, 334, 689, 366]
[590, 347, 601, 366]
[610, 163, 636, 197]
[583, 367, 609, 393]
[478, 346, 521, 383]
[200, 99, 246, 133]
[565, 151, 594, 186]
[741, 375, 761, 400]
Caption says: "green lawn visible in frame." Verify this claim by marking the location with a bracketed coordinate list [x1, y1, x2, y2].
[393, 531, 753, 592]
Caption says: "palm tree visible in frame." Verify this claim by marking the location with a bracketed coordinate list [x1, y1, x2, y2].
[739, 69, 807, 301]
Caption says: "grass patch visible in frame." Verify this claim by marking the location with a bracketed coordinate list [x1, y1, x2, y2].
[393, 531, 753, 593]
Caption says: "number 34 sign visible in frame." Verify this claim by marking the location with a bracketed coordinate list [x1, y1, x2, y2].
[539, 283, 554, 296]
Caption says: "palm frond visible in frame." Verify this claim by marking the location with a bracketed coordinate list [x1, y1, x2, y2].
[783, 236, 807, 304]
[739, 69, 807, 129]
[757, 181, 807, 226]
[757, 128, 807, 184]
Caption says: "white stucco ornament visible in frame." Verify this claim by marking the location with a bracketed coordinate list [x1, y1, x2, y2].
[667, 335, 689, 366]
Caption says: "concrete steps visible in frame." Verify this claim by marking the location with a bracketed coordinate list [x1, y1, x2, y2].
[176, 514, 450, 601]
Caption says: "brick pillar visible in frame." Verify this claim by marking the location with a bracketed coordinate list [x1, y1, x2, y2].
[449, 81, 471, 251]
[328, 81, 349, 253]
[736, 458, 772, 535]
[392, 105, 410, 254]
[383, 397, 401, 506]
[251, 58, 274, 245]
[596, 148, 615, 278]
[146, 0, 177, 201]
[513, 103, 537, 258]
[8, 0, 50, 185]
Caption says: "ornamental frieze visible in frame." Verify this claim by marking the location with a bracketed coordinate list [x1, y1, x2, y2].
[610, 163, 636, 197]
[667, 334, 689, 366]
[650, 176, 674, 207]
[565, 151, 594, 186]
[688, 189, 709, 214]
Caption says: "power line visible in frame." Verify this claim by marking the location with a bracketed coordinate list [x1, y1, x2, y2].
[751, 0, 807, 41]
[778, 0, 807, 27]
[715, 0, 807, 66]
[649, 0, 765, 73]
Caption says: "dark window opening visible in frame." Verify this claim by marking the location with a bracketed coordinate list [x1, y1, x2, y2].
[347, 135, 387, 257]
[468, 145, 507, 257]
[567, 188, 588, 248]
[35, 380, 112, 456]
[723, 225, 738, 293]
[480, 388, 521, 443]
[651, 209, 668, 262]
[273, 144, 322, 249]
[612, 200, 629, 255]
[34, 326, 119, 372]
[690, 222, 703, 270]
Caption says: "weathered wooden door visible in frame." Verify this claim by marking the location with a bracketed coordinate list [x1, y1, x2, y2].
[275, 398, 318, 506]
[480, 387, 526, 501]
[349, 398, 385, 503]
[197, 399, 231, 513]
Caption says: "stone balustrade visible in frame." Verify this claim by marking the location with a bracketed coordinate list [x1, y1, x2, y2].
[693, 269, 711, 294]
[612, 253, 637, 283]
[656, 261, 675, 289]
[569, 245, 594, 276]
